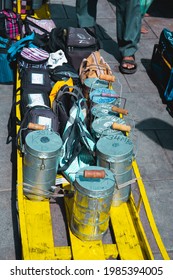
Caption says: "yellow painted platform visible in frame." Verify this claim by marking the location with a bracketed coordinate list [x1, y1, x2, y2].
[17, 149, 170, 260]
[14, 1, 170, 260]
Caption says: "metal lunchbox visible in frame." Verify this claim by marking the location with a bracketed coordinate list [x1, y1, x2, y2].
[89, 87, 120, 108]
[71, 166, 115, 240]
[96, 135, 134, 206]
[91, 103, 119, 120]
[91, 115, 125, 140]
[23, 130, 62, 200]
[83, 77, 109, 100]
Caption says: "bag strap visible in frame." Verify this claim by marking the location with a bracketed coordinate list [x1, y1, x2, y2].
[56, 85, 84, 101]
[0, 36, 12, 49]
[58, 121, 82, 172]
[7, 32, 35, 62]
[6, 88, 21, 144]
[59, 100, 95, 172]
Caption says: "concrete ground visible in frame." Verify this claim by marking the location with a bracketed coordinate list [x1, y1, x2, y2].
[0, 0, 173, 260]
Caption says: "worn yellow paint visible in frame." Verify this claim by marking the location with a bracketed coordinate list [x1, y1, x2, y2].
[128, 194, 154, 259]
[23, 199, 55, 260]
[54, 246, 72, 260]
[132, 160, 170, 260]
[17, 152, 30, 259]
[110, 202, 147, 260]
[103, 244, 118, 260]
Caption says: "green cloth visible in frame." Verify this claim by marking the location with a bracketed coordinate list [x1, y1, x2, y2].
[76, 0, 141, 57]
[76, 0, 98, 27]
[140, 0, 154, 16]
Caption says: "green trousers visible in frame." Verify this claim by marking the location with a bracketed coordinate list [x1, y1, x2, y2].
[76, 0, 98, 28]
[76, 0, 141, 57]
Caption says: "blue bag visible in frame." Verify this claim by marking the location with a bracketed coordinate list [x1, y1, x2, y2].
[151, 29, 173, 101]
[0, 36, 13, 83]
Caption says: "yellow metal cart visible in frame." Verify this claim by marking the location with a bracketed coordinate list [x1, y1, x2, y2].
[14, 1, 170, 260]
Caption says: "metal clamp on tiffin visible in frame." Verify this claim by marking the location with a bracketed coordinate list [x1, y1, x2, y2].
[70, 166, 115, 241]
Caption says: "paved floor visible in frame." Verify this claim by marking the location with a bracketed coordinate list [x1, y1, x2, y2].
[0, 0, 173, 260]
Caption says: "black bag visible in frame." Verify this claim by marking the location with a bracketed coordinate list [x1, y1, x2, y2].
[49, 63, 81, 87]
[18, 46, 52, 94]
[52, 85, 87, 137]
[65, 27, 100, 71]
[46, 27, 66, 53]
[17, 105, 60, 150]
[151, 28, 173, 101]
[20, 88, 50, 119]
[19, 66, 52, 94]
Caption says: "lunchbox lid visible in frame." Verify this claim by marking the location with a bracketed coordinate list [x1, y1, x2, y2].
[91, 103, 119, 118]
[75, 166, 115, 197]
[92, 115, 125, 137]
[25, 130, 62, 157]
[96, 135, 134, 160]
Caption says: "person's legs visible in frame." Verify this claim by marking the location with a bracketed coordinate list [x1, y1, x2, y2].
[116, 0, 141, 73]
[76, 0, 98, 27]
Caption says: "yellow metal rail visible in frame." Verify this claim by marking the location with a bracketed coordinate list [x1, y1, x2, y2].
[132, 160, 170, 260]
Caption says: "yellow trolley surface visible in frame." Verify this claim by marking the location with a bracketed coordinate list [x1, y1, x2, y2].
[14, 1, 170, 260]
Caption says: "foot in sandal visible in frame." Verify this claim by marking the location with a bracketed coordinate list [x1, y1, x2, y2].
[141, 25, 149, 34]
[119, 56, 137, 74]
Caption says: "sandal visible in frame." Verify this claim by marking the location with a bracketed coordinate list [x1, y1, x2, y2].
[119, 56, 137, 74]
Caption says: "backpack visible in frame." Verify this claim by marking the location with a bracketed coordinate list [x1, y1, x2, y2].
[18, 47, 52, 95]
[79, 50, 114, 84]
[59, 99, 95, 182]
[51, 84, 95, 181]
[16, 105, 59, 151]
[52, 85, 87, 137]
[49, 77, 74, 107]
